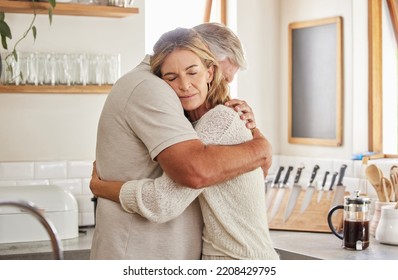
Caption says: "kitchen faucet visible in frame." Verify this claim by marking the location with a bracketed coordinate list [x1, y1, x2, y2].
[0, 200, 64, 260]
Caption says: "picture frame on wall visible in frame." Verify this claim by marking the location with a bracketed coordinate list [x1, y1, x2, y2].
[288, 16, 344, 146]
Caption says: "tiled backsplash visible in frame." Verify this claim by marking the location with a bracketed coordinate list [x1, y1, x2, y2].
[0, 160, 94, 226]
[1, 156, 397, 227]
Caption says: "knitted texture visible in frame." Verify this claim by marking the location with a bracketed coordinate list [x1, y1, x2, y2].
[120, 105, 279, 259]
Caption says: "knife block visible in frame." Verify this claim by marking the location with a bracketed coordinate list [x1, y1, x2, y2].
[267, 187, 349, 233]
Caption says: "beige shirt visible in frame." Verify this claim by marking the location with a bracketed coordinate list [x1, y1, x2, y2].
[120, 105, 280, 260]
[90, 56, 203, 260]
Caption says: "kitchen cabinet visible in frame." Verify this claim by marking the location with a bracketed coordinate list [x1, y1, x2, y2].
[0, 0, 139, 94]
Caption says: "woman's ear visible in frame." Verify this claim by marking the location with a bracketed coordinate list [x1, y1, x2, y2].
[207, 65, 215, 83]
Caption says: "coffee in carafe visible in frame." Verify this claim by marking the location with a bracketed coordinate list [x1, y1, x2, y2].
[328, 190, 371, 250]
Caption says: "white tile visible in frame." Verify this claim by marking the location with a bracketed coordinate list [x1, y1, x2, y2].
[80, 212, 95, 226]
[74, 194, 95, 212]
[353, 160, 367, 178]
[16, 180, 50, 186]
[81, 178, 92, 195]
[67, 160, 93, 178]
[49, 179, 82, 195]
[0, 181, 17, 187]
[332, 160, 354, 179]
[343, 177, 361, 193]
[35, 161, 67, 179]
[268, 155, 280, 174]
[0, 162, 34, 180]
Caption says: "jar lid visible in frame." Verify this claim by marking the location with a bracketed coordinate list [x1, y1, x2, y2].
[345, 190, 371, 204]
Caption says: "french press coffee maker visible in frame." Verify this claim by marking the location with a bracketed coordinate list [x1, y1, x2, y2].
[327, 190, 371, 250]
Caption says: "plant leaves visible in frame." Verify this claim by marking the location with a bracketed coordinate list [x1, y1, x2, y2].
[0, 21, 12, 39]
[6, 63, 13, 77]
[12, 50, 18, 62]
[1, 34, 8, 50]
[0, 12, 5, 21]
[32, 26, 37, 41]
[49, 0, 56, 8]
[48, 9, 53, 25]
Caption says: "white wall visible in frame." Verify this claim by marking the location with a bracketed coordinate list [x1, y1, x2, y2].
[236, 0, 280, 153]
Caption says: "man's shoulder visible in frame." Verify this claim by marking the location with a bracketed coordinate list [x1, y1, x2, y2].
[110, 67, 172, 98]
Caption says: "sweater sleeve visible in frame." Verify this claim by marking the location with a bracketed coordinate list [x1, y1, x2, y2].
[119, 172, 203, 223]
[119, 105, 243, 223]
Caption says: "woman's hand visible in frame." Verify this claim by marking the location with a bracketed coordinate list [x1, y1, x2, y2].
[90, 161, 101, 198]
[90, 161, 124, 203]
[224, 99, 256, 129]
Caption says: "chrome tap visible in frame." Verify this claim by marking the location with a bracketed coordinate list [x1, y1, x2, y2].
[0, 200, 64, 260]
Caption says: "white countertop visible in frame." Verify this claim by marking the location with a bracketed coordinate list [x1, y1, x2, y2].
[0, 227, 397, 260]
[270, 230, 398, 260]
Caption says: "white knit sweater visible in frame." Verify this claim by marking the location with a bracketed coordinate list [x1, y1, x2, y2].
[119, 105, 279, 260]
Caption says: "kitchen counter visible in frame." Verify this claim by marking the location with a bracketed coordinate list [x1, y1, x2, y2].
[0, 227, 397, 260]
[0, 227, 94, 260]
[270, 230, 398, 260]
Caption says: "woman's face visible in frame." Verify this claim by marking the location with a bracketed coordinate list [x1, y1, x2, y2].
[161, 49, 214, 121]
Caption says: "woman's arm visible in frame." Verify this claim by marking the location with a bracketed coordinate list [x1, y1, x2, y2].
[119, 173, 202, 223]
[89, 161, 202, 223]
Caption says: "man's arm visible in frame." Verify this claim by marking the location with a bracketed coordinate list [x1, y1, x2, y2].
[156, 127, 272, 189]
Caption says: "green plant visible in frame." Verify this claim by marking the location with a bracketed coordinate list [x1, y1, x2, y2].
[0, 0, 56, 82]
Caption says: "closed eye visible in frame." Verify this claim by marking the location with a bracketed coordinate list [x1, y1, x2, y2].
[162, 73, 177, 81]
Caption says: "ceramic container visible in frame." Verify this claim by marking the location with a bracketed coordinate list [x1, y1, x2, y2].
[369, 201, 396, 237]
[375, 205, 398, 245]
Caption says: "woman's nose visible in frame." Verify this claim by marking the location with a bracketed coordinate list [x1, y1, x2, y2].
[178, 77, 191, 91]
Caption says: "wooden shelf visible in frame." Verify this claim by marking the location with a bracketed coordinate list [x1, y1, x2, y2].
[0, 0, 139, 18]
[0, 84, 112, 94]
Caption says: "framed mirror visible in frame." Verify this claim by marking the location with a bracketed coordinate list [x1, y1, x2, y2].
[288, 16, 344, 146]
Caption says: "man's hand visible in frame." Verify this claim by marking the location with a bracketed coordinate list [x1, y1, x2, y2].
[251, 128, 272, 177]
[225, 99, 256, 129]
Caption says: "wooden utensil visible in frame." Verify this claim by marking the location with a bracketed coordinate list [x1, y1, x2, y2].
[381, 177, 392, 202]
[390, 166, 398, 202]
[366, 164, 386, 202]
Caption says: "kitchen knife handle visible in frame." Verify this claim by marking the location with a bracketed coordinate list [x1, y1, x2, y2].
[294, 166, 304, 184]
[329, 172, 338, 191]
[309, 165, 320, 184]
[337, 164, 347, 186]
[273, 166, 284, 185]
[282, 166, 294, 185]
[322, 171, 330, 188]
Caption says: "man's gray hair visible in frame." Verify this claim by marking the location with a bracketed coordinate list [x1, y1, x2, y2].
[193, 22, 247, 70]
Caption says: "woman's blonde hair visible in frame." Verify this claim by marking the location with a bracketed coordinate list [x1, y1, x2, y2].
[150, 28, 230, 109]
